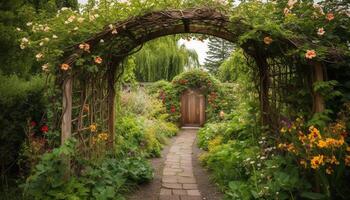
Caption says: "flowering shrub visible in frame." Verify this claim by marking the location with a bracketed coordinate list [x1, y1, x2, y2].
[149, 69, 229, 123]
[278, 116, 349, 197]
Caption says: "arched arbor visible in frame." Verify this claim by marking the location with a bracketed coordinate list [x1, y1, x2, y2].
[58, 7, 325, 147]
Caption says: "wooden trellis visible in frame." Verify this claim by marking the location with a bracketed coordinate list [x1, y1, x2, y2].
[58, 7, 326, 148]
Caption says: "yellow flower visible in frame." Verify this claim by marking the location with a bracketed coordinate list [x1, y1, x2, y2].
[326, 167, 333, 175]
[308, 126, 321, 142]
[311, 155, 324, 169]
[326, 155, 339, 165]
[317, 140, 327, 148]
[97, 132, 108, 141]
[90, 124, 97, 132]
[280, 127, 287, 134]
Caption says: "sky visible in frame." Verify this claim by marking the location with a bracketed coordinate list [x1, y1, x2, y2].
[77, 0, 209, 65]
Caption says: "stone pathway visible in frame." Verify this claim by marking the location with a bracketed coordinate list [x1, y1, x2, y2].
[159, 129, 201, 200]
[127, 128, 223, 200]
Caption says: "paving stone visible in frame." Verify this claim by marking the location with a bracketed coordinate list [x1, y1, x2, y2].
[162, 183, 183, 189]
[160, 188, 172, 195]
[172, 189, 187, 195]
[159, 195, 180, 200]
[182, 184, 198, 190]
[180, 196, 202, 200]
[177, 177, 196, 184]
[187, 190, 201, 196]
[162, 176, 178, 183]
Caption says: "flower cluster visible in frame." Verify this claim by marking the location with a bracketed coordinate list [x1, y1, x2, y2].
[278, 117, 349, 174]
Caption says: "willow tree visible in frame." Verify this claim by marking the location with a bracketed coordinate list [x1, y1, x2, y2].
[132, 36, 199, 82]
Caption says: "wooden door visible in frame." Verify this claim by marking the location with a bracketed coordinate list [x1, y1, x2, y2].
[181, 89, 205, 126]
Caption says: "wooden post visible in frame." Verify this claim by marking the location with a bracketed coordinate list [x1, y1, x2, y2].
[61, 76, 73, 144]
[313, 62, 325, 113]
[107, 66, 117, 148]
[258, 57, 270, 126]
[61, 76, 72, 179]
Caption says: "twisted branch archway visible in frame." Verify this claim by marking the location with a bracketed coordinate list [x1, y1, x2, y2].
[59, 7, 325, 147]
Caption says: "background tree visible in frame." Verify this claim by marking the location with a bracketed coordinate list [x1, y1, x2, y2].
[204, 36, 234, 75]
[132, 36, 199, 82]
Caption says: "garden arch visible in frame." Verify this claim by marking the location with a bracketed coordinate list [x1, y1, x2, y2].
[59, 7, 325, 147]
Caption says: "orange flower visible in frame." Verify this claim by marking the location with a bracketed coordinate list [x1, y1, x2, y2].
[317, 28, 325, 36]
[263, 36, 273, 45]
[305, 50, 316, 59]
[79, 43, 90, 52]
[61, 63, 70, 71]
[94, 56, 103, 64]
[326, 13, 334, 21]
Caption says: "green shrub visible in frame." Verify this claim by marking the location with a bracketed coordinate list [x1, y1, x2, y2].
[0, 75, 46, 175]
[22, 139, 153, 200]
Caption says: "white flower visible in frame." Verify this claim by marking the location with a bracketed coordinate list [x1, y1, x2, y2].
[100, 39, 104, 43]
[73, 27, 79, 31]
[317, 27, 325, 36]
[264, 186, 269, 190]
[61, 7, 69, 11]
[261, 137, 266, 140]
[42, 63, 49, 72]
[16, 27, 21, 31]
[111, 29, 118, 34]
[257, 163, 261, 167]
[20, 43, 26, 49]
[52, 34, 58, 39]
[260, 156, 266, 160]
[77, 17, 85, 23]
[64, 20, 70, 24]
[258, 141, 263, 144]
[246, 157, 251, 161]
[26, 22, 33, 26]
[94, 14, 99, 18]
[44, 37, 50, 42]
[250, 161, 255, 164]
[21, 37, 29, 43]
[43, 26, 50, 32]
[39, 41, 44, 46]
[108, 24, 114, 30]
[35, 53, 44, 61]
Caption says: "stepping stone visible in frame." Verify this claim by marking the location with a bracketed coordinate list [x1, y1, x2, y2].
[162, 183, 183, 189]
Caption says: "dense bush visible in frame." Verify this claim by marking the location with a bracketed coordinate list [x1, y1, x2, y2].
[22, 139, 153, 200]
[0, 75, 46, 175]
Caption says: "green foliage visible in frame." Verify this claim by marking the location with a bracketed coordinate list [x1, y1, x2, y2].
[0, 75, 46, 175]
[22, 139, 153, 200]
[204, 36, 234, 75]
[116, 89, 178, 157]
[132, 36, 199, 82]
[149, 69, 229, 122]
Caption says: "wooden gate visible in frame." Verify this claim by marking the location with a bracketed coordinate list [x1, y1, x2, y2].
[181, 89, 205, 127]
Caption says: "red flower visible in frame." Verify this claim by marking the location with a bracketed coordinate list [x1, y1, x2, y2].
[40, 125, 49, 133]
[170, 106, 176, 113]
[31, 121, 37, 127]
